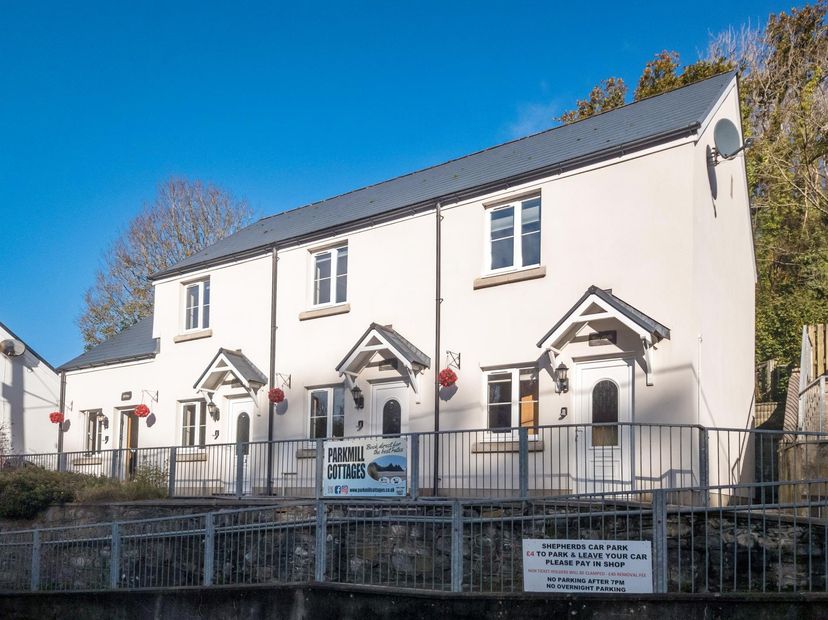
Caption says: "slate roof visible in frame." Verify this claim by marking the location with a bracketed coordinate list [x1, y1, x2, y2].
[536, 285, 671, 348]
[59, 316, 158, 371]
[152, 71, 737, 280]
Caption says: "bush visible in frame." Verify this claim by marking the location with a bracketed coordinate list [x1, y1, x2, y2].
[0, 467, 77, 519]
[0, 463, 168, 519]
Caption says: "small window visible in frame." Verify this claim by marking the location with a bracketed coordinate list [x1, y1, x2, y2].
[184, 279, 211, 331]
[591, 380, 619, 447]
[181, 401, 207, 447]
[487, 197, 541, 272]
[312, 246, 348, 306]
[486, 368, 539, 433]
[84, 410, 104, 453]
[308, 386, 345, 439]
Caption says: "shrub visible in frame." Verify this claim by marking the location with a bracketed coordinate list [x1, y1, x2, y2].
[0, 467, 77, 519]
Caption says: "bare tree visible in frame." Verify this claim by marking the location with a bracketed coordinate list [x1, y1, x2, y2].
[78, 178, 253, 348]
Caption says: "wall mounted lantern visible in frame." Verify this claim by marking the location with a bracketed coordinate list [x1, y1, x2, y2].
[207, 399, 220, 421]
[555, 363, 569, 394]
[351, 386, 365, 410]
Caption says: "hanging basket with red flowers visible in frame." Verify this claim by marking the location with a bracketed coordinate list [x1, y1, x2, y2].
[134, 404, 150, 418]
[438, 368, 458, 388]
[49, 411, 64, 424]
[268, 388, 285, 404]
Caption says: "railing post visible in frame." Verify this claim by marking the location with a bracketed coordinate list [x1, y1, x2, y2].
[410, 434, 420, 500]
[315, 440, 325, 499]
[698, 426, 709, 507]
[518, 427, 529, 499]
[451, 500, 463, 593]
[167, 447, 177, 498]
[314, 500, 327, 582]
[109, 523, 121, 589]
[57, 452, 66, 472]
[651, 489, 668, 594]
[203, 513, 215, 586]
[30, 530, 41, 592]
[235, 441, 244, 498]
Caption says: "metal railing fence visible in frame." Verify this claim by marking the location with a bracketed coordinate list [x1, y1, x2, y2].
[2, 423, 827, 502]
[1, 480, 826, 595]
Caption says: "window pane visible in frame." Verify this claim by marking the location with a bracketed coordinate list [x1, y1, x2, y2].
[592, 380, 619, 447]
[519, 369, 539, 434]
[202, 281, 210, 328]
[198, 403, 206, 447]
[310, 390, 329, 438]
[487, 373, 512, 432]
[491, 238, 514, 270]
[335, 247, 348, 303]
[332, 388, 345, 438]
[186, 285, 199, 330]
[490, 207, 514, 240]
[521, 198, 541, 232]
[382, 399, 402, 436]
[314, 253, 332, 305]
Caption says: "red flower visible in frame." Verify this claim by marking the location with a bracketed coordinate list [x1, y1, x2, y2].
[268, 388, 285, 404]
[49, 411, 64, 424]
[438, 368, 458, 388]
[134, 404, 150, 418]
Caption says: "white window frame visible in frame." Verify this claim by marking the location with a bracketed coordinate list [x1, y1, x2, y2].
[484, 195, 542, 275]
[182, 278, 211, 332]
[179, 400, 207, 449]
[307, 386, 346, 439]
[84, 410, 104, 453]
[310, 244, 348, 308]
[484, 367, 540, 438]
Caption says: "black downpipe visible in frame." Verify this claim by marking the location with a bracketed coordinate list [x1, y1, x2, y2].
[432, 202, 442, 496]
[57, 370, 66, 455]
[266, 247, 278, 495]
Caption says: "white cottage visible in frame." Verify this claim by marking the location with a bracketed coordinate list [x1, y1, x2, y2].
[54, 72, 755, 496]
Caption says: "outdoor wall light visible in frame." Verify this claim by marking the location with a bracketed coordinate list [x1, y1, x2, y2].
[207, 400, 220, 421]
[555, 363, 569, 394]
[351, 386, 365, 410]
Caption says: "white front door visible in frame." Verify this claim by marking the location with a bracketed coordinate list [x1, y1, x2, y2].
[370, 381, 409, 436]
[228, 398, 253, 494]
[575, 359, 633, 493]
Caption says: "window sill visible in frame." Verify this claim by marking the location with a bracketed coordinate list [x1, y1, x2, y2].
[472, 439, 545, 454]
[174, 329, 213, 343]
[296, 448, 318, 459]
[473, 266, 546, 290]
[176, 450, 207, 462]
[72, 456, 103, 466]
[299, 303, 350, 321]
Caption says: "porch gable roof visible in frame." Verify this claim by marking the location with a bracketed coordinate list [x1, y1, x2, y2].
[336, 323, 430, 389]
[193, 348, 268, 394]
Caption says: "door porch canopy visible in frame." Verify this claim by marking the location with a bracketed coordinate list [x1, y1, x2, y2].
[193, 348, 268, 399]
[336, 323, 431, 393]
[536, 285, 670, 385]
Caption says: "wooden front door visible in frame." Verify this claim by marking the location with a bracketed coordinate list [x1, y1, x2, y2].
[119, 410, 139, 479]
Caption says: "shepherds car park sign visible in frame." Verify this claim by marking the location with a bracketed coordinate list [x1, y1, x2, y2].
[522, 539, 653, 593]
[323, 436, 407, 497]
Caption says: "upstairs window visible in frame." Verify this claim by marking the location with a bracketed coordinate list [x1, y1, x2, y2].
[486, 368, 539, 434]
[181, 401, 206, 448]
[84, 410, 104, 453]
[313, 245, 348, 306]
[488, 196, 541, 272]
[308, 387, 345, 439]
[184, 279, 210, 331]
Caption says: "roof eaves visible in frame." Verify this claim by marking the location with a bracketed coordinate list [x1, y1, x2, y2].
[0, 319, 57, 373]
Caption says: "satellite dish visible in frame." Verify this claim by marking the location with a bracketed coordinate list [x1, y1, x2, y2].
[713, 119, 742, 158]
[0, 339, 26, 357]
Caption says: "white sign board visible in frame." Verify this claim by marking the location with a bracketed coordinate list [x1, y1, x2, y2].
[323, 436, 407, 497]
[522, 539, 653, 593]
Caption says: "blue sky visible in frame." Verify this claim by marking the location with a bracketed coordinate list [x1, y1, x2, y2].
[0, 1, 795, 365]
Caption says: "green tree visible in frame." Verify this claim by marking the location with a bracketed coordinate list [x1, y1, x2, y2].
[78, 178, 253, 348]
[557, 77, 627, 123]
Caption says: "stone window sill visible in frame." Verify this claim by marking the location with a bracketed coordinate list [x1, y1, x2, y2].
[72, 456, 102, 466]
[299, 303, 351, 321]
[174, 329, 213, 343]
[473, 266, 546, 290]
[176, 450, 207, 462]
[472, 439, 545, 454]
[296, 448, 318, 459]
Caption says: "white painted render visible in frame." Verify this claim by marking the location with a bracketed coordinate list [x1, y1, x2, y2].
[0, 323, 60, 454]
[52, 77, 754, 490]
